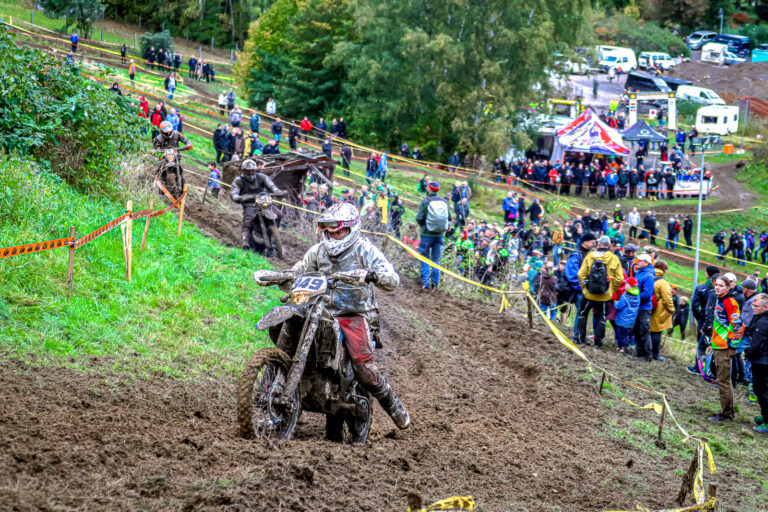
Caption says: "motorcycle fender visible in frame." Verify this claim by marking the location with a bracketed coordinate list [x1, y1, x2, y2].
[256, 305, 305, 331]
[165, 161, 177, 168]
[263, 209, 278, 220]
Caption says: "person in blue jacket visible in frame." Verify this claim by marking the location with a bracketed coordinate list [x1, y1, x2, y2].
[565, 233, 597, 342]
[633, 253, 656, 361]
[614, 277, 640, 352]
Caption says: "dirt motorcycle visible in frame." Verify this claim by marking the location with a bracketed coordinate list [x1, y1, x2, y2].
[247, 192, 284, 259]
[237, 269, 374, 443]
[156, 147, 185, 199]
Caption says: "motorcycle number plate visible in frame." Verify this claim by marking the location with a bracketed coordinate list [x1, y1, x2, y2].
[292, 276, 327, 295]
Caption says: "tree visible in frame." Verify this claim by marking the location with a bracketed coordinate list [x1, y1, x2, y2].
[40, 0, 103, 40]
[335, 0, 588, 158]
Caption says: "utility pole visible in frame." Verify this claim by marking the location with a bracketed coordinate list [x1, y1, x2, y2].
[691, 137, 708, 331]
[741, 99, 749, 149]
[719, 8, 724, 35]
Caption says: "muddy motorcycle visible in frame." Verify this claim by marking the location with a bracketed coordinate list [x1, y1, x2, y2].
[247, 192, 284, 259]
[237, 269, 374, 443]
[156, 147, 186, 199]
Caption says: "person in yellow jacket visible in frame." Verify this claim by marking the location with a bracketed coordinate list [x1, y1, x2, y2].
[576, 235, 623, 348]
[650, 260, 675, 361]
[128, 60, 136, 85]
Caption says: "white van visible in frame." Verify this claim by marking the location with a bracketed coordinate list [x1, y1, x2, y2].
[695, 105, 739, 135]
[638, 52, 675, 70]
[598, 45, 623, 60]
[598, 48, 637, 73]
[676, 85, 725, 105]
[701, 42, 728, 65]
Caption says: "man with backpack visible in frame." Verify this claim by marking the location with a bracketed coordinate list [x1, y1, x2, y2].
[415, 181, 451, 290]
[576, 235, 624, 348]
[565, 233, 597, 343]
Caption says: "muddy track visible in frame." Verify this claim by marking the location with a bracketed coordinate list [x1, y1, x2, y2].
[2, 179, 756, 511]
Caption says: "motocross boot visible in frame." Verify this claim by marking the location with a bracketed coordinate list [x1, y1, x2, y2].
[370, 377, 411, 430]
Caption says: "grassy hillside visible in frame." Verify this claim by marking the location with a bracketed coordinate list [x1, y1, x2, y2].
[0, 156, 280, 378]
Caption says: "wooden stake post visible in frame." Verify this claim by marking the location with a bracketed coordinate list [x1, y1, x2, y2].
[656, 393, 667, 447]
[177, 185, 188, 237]
[140, 198, 155, 251]
[66, 226, 76, 299]
[527, 296, 533, 329]
[125, 201, 133, 281]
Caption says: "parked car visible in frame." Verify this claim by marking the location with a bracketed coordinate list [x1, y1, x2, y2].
[676, 85, 725, 105]
[638, 52, 676, 71]
[658, 76, 693, 92]
[712, 34, 751, 57]
[624, 71, 673, 93]
[724, 50, 747, 65]
[686, 31, 717, 50]
[598, 48, 637, 73]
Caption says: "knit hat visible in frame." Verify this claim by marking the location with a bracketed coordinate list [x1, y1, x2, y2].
[582, 233, 597, 243]
[428, 181, 440, 192]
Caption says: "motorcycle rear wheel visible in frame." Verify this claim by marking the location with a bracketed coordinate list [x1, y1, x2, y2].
[268, 224, 284, 259]
[237, 347, 299, 440]
[325, 391, 373, 443]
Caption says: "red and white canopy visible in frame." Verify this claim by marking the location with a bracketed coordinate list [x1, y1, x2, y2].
[556, 109, 630, 155]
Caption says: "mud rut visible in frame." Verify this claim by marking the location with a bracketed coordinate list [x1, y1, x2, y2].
[2, 180, 720, 512]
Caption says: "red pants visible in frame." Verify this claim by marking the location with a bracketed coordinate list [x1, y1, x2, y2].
[336, 315, 379, 387]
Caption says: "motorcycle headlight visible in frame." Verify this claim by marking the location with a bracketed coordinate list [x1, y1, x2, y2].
[165, 153, 175, 162]
[291, 291, 311, 304]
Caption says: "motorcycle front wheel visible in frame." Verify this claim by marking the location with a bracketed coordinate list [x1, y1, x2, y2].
[165, 170, 182, 199]
[237, 347, 299, 440]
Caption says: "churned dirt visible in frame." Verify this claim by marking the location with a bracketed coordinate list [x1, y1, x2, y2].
[0, 180, 758, 512]
[667, 60, 768, 103]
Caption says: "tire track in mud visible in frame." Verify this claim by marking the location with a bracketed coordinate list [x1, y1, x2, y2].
[0, 189, 717, 511]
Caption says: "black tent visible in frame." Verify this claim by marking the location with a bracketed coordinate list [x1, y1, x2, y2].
[621, 120, 668, 142]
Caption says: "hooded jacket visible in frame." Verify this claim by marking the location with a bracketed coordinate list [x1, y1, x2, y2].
[577, 247, 623, 301]
[614, 287, 640, 328]
[536, 269, 558, 306]
[650, 269, 675, 332]
[635, 263, 656, 311]
[712, 290, 744, 349]
[691, 280, 713, 323]
[746, 311, 768, 365]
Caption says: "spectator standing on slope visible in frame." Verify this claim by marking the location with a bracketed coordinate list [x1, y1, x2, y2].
[633, 253, 656, 361]
[300, 117, 312, 141]
[708, 275, 744, 422]
[266, 98, 277, 115]
[415, 181, 451, 290]
[576, 235, 623, 348]
[250, 111, 261, 135]
[745, 293, 768, 433]
[271, 117, 283, 143]
[650, 260, 675, 361]
[120, 43, 127, 63]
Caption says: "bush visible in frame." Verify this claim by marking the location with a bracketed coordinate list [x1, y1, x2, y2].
[139, 30, 174, 59]
[0, 27, 145, 196]
[737, 24, 768, 46]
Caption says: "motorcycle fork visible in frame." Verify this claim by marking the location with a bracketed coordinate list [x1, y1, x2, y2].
[282, 297, 328, 400]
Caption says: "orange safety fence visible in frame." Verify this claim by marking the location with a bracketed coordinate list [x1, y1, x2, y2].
[0, 177, 186, 260]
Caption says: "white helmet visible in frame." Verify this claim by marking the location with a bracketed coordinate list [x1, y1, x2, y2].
[317, 203, 360, 256]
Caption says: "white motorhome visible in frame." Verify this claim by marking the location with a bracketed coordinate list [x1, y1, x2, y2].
[598, 48, 637, 73]
[676, 85, 725, 105]
[638, 52, 675, 70]
[701, 42, 728, 65]
[695, 105, 739, 135]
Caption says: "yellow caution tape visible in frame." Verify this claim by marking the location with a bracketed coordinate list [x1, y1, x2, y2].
[408, 495, 475, 512]
[604, 496, 717, 512]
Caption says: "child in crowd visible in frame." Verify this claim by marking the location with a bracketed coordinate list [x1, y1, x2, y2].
[614, 277, 640, 353]
[207, 162, 221, 198]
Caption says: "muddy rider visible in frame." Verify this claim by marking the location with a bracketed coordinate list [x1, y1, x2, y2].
[153, 120, 193, 154]
[271, 203, 411, 429]
[230, 159, 285, 252]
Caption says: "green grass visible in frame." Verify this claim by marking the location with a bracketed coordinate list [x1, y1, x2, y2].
[0, 156, 281, 378]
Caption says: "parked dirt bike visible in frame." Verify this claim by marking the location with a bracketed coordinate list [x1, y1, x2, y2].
[156, 147, 185, 199]
[237, 269, 374, 443]
[248, 192, 284, 259]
